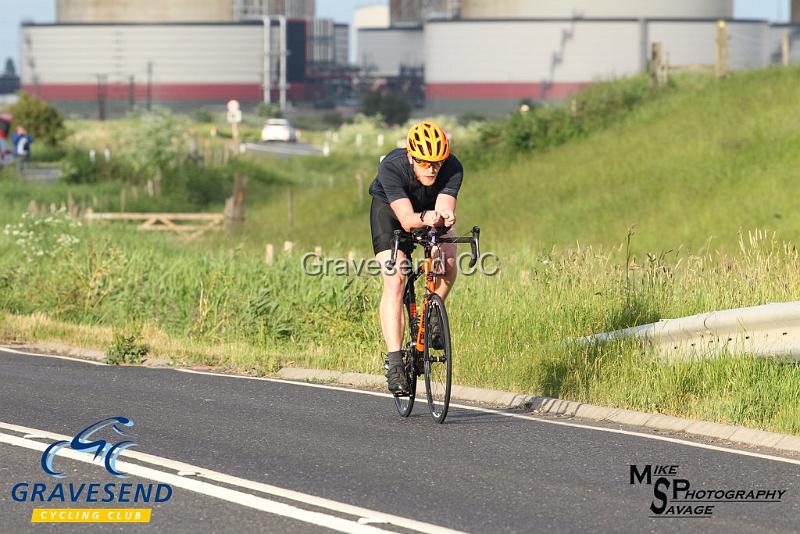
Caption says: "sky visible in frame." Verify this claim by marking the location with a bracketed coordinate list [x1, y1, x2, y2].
[0, 0, 790, 71]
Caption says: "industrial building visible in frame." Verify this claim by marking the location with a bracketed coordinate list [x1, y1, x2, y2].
[357, 0, 800, 115]
[22, 0, 800, 117]
[55, 0, 317, 22]
[20, 0, 348, 117]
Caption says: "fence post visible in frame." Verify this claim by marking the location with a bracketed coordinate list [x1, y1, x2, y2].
[27, 200, 38, 214]
[67, 191, 77, 217]
[120, 189, 127, 212]
[314, 245, 322, 257]
[650, 42, 668, 88]
[716, 20, 729, 78]
[224, 173, 246, 228]
[154, 168, 162, 197]
[283, 241, 294, 253]
[265, 243, 274, 264]
[356, 173, 364, 206]
[782, 31, 790, 67]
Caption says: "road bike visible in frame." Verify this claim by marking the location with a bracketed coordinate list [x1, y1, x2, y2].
[385, 225, 480, 424]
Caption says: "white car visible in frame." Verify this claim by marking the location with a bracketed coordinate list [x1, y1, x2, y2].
[261, 118, 297, 143]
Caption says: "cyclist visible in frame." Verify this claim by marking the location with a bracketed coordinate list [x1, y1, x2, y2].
[368, 120, 463, 395]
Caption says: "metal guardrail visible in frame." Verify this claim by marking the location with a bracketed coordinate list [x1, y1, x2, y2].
[585, 302, 800, 359]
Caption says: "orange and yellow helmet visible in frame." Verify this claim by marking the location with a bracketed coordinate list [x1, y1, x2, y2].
[406, 120, 450, 162]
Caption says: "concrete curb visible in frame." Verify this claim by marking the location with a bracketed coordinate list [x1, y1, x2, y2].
[5, 343, 800, 455]
[277, 367, 800, 455]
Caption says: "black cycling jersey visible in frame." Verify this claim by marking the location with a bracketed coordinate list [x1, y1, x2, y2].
[368, 148, 463, 212]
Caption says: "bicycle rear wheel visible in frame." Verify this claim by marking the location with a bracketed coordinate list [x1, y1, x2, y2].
[393, 305, 417, 417]
[424, 294, 452, 424]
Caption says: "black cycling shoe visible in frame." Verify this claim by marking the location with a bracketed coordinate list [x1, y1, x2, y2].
[428, 314, 444, 350]
[386, 364, 410, 396]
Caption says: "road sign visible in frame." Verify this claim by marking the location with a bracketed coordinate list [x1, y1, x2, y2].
[227, 109, 242, 124]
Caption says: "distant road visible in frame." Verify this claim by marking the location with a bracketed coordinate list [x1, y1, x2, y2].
[243, 141, 322, 158]
[18, 166, 62, 181]
[1, 347, 799, 532]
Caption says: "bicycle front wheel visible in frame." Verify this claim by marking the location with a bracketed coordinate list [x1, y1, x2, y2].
[394, 304, 417, 417]
[424, 294, 452, 424]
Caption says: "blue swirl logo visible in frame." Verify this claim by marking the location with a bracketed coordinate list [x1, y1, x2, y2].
[41, 417, 137, 478]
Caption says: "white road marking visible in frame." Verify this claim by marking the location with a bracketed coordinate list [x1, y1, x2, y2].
[0, 421, 463, 534]
[3, 346, 800, 467]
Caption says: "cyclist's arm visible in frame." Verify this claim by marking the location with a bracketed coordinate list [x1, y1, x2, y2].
[435, 194, 456, 227]
[389, 198, 441, 232]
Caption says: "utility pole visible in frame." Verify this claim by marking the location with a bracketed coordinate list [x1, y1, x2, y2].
[715, 20, 729, 78]
[146, 61, 153, 111]
[96, 74, 108, 121]
[258, 16, 287, 113]
[128, 75, 135, 112]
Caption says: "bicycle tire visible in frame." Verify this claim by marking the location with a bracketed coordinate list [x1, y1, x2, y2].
[424, 293, 452, 424]
[394, 304, 417, 417]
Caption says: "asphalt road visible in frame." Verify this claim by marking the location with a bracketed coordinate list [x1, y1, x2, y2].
[1, 347, 799, 533]
[243, 141, 322, 158]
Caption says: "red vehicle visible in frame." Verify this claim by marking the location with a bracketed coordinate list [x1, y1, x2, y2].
[0, 114, 12, 166]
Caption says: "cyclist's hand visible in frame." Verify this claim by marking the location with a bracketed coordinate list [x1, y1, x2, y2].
[440, 209, 456, 228]
[423, 210, 443, 227]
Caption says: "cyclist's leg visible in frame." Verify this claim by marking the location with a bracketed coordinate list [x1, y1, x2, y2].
[371, 198, 413, 393]
[375, 248, 408, 353]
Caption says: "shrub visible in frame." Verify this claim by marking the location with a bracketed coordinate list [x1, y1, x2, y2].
[8, 91, 67, 147]
[60, 149, 135, 184]
[473, 74, 661, 157]
[106, 330, 149, 365]
[120, 109, 190, 177]
[360, 89, 410, 125]
[256, 102, 281, 118]
[192, 109, 214, 123]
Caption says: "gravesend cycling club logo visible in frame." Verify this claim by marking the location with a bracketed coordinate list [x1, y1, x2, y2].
[11, 416, 173, 524]
[629, 464, 786, 518]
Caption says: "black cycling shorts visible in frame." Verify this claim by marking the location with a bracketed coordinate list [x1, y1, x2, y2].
[370, 198, 414, 256]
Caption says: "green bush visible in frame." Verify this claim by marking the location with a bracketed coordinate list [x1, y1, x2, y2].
[121, 109, 190, 177]
[60, 149, 135, 184]
[474, 74, 662, 157]
[106, 330, 149, 365]
[29, 144, 67, 163]
[361, 90, 410, 125]
[256, 102, 281, 119]
[8, 91, 67, 147]
[192, 109, 214, 123]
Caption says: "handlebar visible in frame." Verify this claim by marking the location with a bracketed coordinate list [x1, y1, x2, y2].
[387, 225, 481, 270]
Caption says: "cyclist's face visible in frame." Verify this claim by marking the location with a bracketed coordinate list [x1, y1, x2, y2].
[408, 155, 442, 186]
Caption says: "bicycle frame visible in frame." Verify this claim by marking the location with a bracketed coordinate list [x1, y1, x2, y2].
[392, 226, 480, 354]
[403, 254, 438, 354]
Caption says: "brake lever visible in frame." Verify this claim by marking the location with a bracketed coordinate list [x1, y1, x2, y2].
[469, 226, 481, 269]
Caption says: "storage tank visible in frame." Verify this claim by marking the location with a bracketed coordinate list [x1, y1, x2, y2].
[56, 0, 235, 23]
[459, 0, 733, 19]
